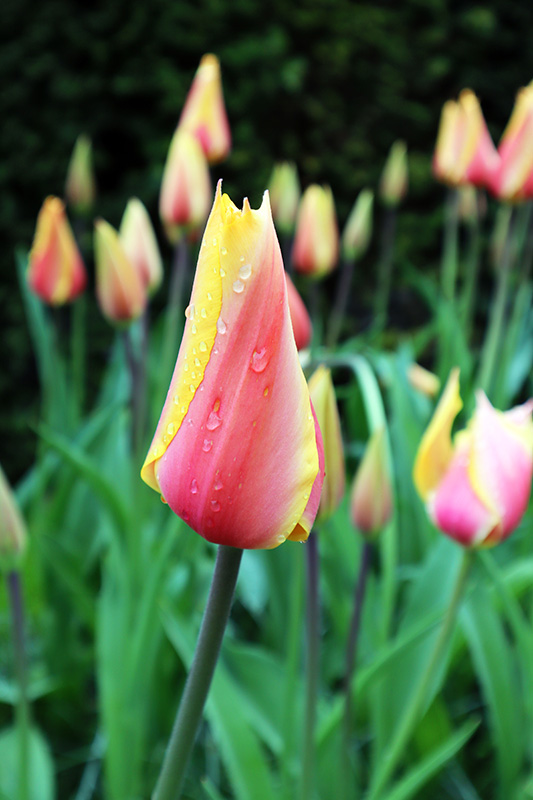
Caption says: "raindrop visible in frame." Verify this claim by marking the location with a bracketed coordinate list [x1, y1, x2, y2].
[195, 358, 201, 367]
[212, 237, 217, 246]
[167, 422, 175, 436]
[207, 292, 213, 301]
[189, 384, 196, 393]
[206, 410, 222, 430]
[202, 439, 213, 452]
[191, 324, 197, 334]
[240, 255, 245, 262]
[216, 317, 227, 334]
[201, 308, 207, 318]
[211, 499, 221, 512]
[221, 247, 228, 256]
[220, 267, 226, 277]
[239, 263, 252, 280]
[163, 434, 169, 444]
[173, 395, 180, 405]
[181, 406, 186, 414]
[232, 279, 245, 294]
[214, 478, 223, 491]
[190, 479, 198, 494]
[184, 363, 189, 372]
[191, 371, 196, 379]
[199, 341, 207, 352]
[251, 347, 269, 373]
[185, 304, 195, 319]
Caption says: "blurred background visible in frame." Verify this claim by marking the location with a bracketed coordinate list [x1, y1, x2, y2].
[2, 0, 533, 480]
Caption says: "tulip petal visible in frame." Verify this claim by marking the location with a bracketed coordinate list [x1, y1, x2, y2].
[142, 182, 321, 549]
[413, 368, 462, 500]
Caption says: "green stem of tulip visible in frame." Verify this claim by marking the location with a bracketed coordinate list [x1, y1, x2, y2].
[300, 532, 320, 800]
[477, 208, 515, 396]
[281, 546, 305, 800]
[373, 207, 397, 332]
[343, 540, 372, 800]
[160, 238, 189, 402]
[366, 548, 474, 800]
[71, 296, 86, 421]
[7, 570, 30, 800]
[327, 256, 356, 347]
[440, 188, 460, 304]
[123, 328, 145, 461]
[152, 545, 243, 800]
[459, 212, 481, 344]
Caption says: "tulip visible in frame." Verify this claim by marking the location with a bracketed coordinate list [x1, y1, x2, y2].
[342, 189, 373, 262]
[94, 219, 147, 324]
[308, 366, 345, 521]
[159, 128, 212, 243]
[120, 198, 163, 295]
[178, 54, 231, 164]
[0, 466, 27, 571]
[27, 196, 87, 305]
[380, 141, 408, 207]
[351, 428, 393, 536]
[487, 84, 533, 202]
[65, 134, 96, 215]
[268, 162, 301, 235]
[285, 272, 312, 350]
[407, 363, 441, 398]
[413, 369, 533, 546]
[292, 185, 339, 277]
[141, 182, 324, 549]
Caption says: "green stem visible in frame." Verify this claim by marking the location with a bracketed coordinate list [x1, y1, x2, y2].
[373, 207, 397, 332]
[152, 545, 243, 800]
[327, 256, 356, 347]
[7, 570, 30, 800]
[459, 211, 481, 344]
[71, 296, 86, 421]
[366, 548, 474, 800]
[300, 532, 320, 800]
[477, 208, 515, 395]
[123, 328, 145, 462]
[441, 189, 460, 304]
[160, 238, 189, 404]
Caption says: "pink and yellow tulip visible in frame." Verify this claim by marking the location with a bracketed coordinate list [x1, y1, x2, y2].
[94, 219, 147, 324]
[269, 162, 301, 236]
[28, 196, 87, 305]
[141, 182, 324, 549]
[0, 465, 27, 570]
[487, 84, 533, 202]
[292, 184, 339, 277]
[351, 428, 393, 536]
[285, 272, 312, 351]
[178, 54, 231, 164]
[380, 141, 408, 207]
[159, 128, 212, 243]
[308, 366, 345, 521]
[414, 369, 533, 547]
[120, 198, 163, 296]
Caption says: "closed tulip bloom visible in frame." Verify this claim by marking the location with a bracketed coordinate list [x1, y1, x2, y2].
[120, 198, 163, 296]
[351, 428, 393, 536]
[413, 369, 533, 547]
[160, 128, 212, 243]
[269, 162, 301, 235]
[342, 189, 373, 262]
[28, 197, 86, 305]
[380, 141, 408, 206]
[407, 363, 441, 398]
[488, 85, 533, 202]
[308, 366, 345, 521]
[178, 54, 231, 164]
[141, 182, 324, 549]
[292, 185, 339, 277]
[65, 134, 96, 215]
[285, 272, 312, 351]
[0, 466, 27, 571]
[94, 219, 147, 324]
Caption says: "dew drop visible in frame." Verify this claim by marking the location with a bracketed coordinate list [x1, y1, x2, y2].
[201, 308, 207, 318]
[182, 510, 189, 521]
[277, 534, 286, 545]
[189, 384, 196, 393]
[232, 279, 245, 294]
[184, 363, 189, 372]
[206, 410, 222, 430]
[191, 371, 196, 379]
[240, 255, 245, 262]
[191, 324, 197, 334]
[199, 341, 207, 352]
[239, 263, 252, 280]
[251, 347, 269, 373]
[212, 237, 217, 246]
[207, 292, 213, 301]
[211, 499, 221, 512]
[220, 267, 226, 277]
[216, 317, 227, 335]
[214, 478, 223, 491]
[173, 395, 180, 405]
[181, 406, 186, 414]
[195, 358, 201, 368]
[263, 387, 269, 397]
[190, 479, 198, 494]
[185, 304, 195, 319]
[167, 422, 175, 436]
[213, 348, 219, 355]
[221, 247, 228, 256]
[163, 434, 169, 444]
[192, 347, 197, 355]
[202, 439, 213, 453]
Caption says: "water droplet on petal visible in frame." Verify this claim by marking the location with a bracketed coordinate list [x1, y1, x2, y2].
[199, 341, 207, 352]
[191, 371, 196, 379]
[233, 279, 245, 294]
[181, 406, 186, 414]
[174, 394, 180, 404]
[217, 317, 227, 334]
[189, 384, 195, 393]
[195, 358, 201, 368]
[212, 237, 217, 247]
[220, 267, 226, 277]
[277, 534, 286, 545]
[184, 363, 189, 372]
[214, 478, 223, 491]
[251, 347, 269, 373]
[211, 499, 221, 512]
[190, 479, 198, 494]
[201, 308, 207, 318]
[182, 510, 189, 521]
[239, 263, 252, 280]
[221, 247, 228, 256]
[202, 439, 213, 452]
[191, 324, 197, 334]
[240, 255, 245, 262]
[206, 410, 222, 430]
[167, 422, 175, 436]
[185, 304, 195, 319]
[207, 292, 213, 301]
[263, 387, 269, 397]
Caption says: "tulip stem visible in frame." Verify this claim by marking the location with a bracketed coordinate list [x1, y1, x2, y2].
[160, 238, 189, 400]
[123, 328, 145, 460]
[373, 207, 397, 332]
[440, 188, 460, 304]
[7, 570, 30, 800]
[152, 545, 243, 800]
[71, 295, 86, 420]
[366, 548, 474, 800]
[300, 532, 320, 800]
[459, 207, 481, 344]
[328, 256, 356, 347]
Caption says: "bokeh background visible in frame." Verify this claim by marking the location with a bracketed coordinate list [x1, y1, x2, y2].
[2, 0, 533, 479]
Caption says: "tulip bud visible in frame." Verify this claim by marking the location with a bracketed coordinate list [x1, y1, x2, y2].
[28, 196, 87, 305]
[268, 162, 301, 235]
[292, 185, 339, 277]
[120, 198, 163, 296]
[0, 466, 27, 571]
[285, 272, 312, 351]
[351, 428, 393, 537]
[342, 189, 373, 262]
[413, 369, 533, 547]
[380, 141, 408, 207]
[65, 134, 96, 215]
[141, 182, 324, 549]
[178, 54, 231, 164]
[160, 128, 212, 243]
[94, 219, 147, 325]
[407, 363, 441, 398]
[308, 366, 345, 521]
[488, 84, 533, 202]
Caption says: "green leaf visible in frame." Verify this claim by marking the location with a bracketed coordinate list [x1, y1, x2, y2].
[0, 725, 55, 800]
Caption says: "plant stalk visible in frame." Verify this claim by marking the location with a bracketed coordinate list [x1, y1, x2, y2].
[160, 237, 189, 399]
[328, 256, 356, 347]
[300, 532, 320, 800]
[373, 207, 397, 331]
[152, 545, 243, 800]
[7, 570, 30, 800]
[440, 188, 460, 304]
